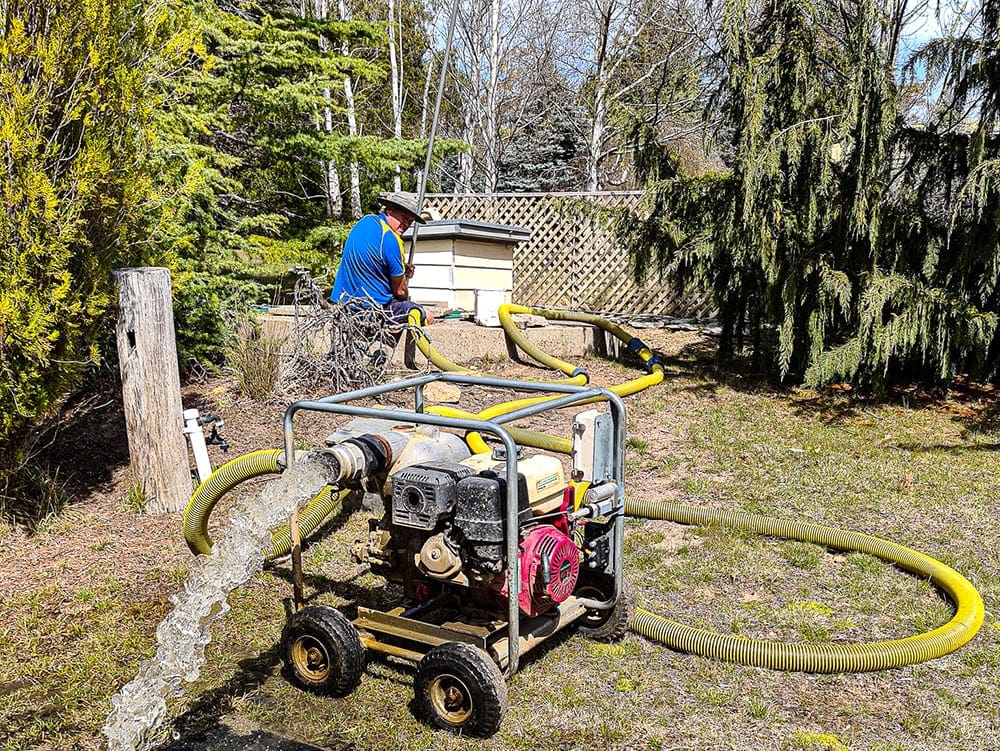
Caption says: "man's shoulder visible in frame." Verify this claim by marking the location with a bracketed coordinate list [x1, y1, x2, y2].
[346, 214, 385, 243]
[352, 213, 383, 231]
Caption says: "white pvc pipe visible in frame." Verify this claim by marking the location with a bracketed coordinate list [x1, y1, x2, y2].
[182, 408, 213, 484]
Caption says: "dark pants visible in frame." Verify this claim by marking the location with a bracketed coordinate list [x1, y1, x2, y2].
[386, 299, 427, 327]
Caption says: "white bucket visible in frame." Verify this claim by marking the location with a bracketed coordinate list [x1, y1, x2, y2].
[474, 289, 508, 327]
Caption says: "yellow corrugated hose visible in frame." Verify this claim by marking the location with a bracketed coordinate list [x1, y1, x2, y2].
[624, 495, 985, 671]
[496, 304, 588, 381]
[409, 305, 663, 452]
[407, 318, 473, 374]
[183, 306, 984, 671]
[404, 307, 984, 670]
[182, 449, 349, 560]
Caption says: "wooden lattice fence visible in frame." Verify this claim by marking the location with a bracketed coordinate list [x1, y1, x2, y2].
[423, 192, 711, 317]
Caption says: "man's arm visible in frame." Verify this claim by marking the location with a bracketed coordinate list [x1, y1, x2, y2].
[390, 263, 415, 301]
[390, 274, 408, 300]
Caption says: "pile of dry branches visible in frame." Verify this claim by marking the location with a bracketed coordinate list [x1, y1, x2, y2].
[277, 281, 404, 395]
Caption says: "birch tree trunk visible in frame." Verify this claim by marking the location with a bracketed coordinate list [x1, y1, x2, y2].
[586, 0, 613, 191]
[483, 0, 501, 193]
[420, 36, 434, 140]
[453, 0, 490, 192]
[416, 35, 435, 191]
[325, 124, 343, 216]
[313, 0, 343, 215]
[457, 107, 475, 192]
[388, 0, 403, 192]
[339, 0, 362, 217]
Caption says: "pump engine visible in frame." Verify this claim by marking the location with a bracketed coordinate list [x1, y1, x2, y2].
[358, 453, 587, 618]
[243, 368, 633, 737]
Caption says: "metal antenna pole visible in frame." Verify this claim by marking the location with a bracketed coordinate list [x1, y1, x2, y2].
[408, 0, 460, 264]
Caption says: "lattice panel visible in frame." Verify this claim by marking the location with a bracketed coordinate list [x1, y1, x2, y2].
[424, 192, 711, 317]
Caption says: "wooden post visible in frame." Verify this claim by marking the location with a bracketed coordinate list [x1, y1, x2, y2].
[113, 267, 191, 513]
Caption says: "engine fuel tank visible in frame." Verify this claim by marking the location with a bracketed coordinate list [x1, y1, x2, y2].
[461, 452, 566, 515]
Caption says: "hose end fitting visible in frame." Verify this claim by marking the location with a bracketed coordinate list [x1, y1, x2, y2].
[316, 434, 393, 485]
[645, 355, 665, 373]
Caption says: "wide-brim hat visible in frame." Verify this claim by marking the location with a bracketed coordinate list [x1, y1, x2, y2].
[378, 191, 427, 223]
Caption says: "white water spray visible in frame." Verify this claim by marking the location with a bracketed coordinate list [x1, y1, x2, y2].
[102, 453, 333, 751]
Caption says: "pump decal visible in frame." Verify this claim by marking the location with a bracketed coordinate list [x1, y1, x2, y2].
[537, 474, 560, 491]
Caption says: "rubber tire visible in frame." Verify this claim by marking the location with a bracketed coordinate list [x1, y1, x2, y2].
[281, 605, 365, 697]
[576, 578, 634, 642]
[415, 642, 507, 737]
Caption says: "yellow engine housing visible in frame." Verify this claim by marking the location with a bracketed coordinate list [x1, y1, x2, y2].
[460, 452, 566, 515]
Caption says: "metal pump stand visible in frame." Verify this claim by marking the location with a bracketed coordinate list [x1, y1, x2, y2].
[282, 372, 627, 679]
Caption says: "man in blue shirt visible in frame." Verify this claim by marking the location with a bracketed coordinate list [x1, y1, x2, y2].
[330, 191, 433, 325]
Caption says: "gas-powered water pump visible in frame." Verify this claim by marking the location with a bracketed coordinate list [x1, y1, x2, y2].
[277, 374, 632, 737]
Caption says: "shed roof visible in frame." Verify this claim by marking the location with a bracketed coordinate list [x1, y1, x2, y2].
[402, 218, 531, 244]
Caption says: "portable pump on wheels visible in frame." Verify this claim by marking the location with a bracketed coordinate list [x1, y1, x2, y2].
[278, 372, 632, 737]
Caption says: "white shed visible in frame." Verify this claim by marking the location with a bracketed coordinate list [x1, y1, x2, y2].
[402, 219, 531, 312]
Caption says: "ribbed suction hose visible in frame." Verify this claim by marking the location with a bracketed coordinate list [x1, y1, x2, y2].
[182, 449, 348, 560]
[624, 494, 985, 672]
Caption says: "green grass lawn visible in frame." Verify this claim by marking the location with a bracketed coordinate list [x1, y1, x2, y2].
[2, 345, 998, 751]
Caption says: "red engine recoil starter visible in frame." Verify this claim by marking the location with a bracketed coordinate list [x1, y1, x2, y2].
[497, 524, 580, 617]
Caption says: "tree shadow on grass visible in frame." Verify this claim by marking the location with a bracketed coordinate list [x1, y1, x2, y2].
[650, 333, 1000, 437]
[893, 440, 1000, 453]
[783, 377, 1000, 441]
[891, 381, 1000, 452]
[159, 723, 347, 750]
[3, 370, 231, 531]
[786, 390, 870, 424]
[164, 643, 355, 750]
[653, 336, 797, 402]
[948, 378, 1000, 440]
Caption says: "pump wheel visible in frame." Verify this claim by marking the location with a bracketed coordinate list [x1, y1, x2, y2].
[576, 578, 634, 642]
[281, 605, 365, 697]
[415, 642, 507, 737]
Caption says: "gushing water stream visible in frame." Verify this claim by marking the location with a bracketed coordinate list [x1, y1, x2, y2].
[102, 453, 333, 751]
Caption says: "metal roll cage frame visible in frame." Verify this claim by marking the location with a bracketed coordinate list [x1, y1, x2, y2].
[283, 372, 627, 677]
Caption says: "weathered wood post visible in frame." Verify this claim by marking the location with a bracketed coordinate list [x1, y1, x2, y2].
[113, 267, 191, 513]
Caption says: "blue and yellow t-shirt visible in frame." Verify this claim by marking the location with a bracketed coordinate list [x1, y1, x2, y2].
[330, 213, 406, 305]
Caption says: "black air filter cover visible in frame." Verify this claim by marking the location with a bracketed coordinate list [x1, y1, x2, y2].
[391, 462, 475, 530]
[454, 470, 531, 565]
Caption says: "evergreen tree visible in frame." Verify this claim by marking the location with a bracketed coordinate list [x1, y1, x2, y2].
[622, 0, 1000, 390]
[171, 0, 392, 260]
[497, 67, 587, 192]
[158, 0, 461, 363]
[0, 0, 189, 455]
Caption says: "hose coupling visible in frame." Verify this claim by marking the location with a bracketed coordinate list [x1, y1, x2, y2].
[316, 434, 391, 485]
[572, 482, 618, 519]
[644, 354, 665, 372]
